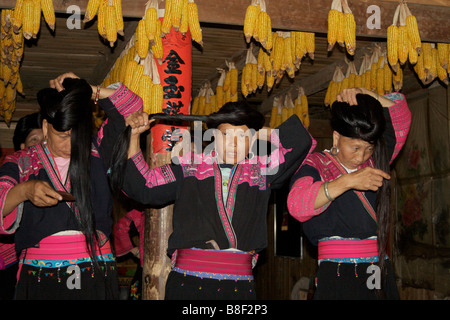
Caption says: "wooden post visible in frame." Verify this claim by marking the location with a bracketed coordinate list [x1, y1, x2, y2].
[142, 135, 173, 300]
[140, 15, 193, 299]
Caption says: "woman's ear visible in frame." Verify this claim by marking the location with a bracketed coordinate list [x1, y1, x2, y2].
[42, 119, 48, 139]
[332, 130, 340, 147]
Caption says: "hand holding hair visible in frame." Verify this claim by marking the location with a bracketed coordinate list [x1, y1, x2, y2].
[49, 72, 80, 92]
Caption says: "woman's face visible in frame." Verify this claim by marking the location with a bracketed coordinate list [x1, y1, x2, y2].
[21, 128, 44, 150]
[42, 119, 72, 158]
[214, 123, 255, 164]
[333, 131, 374, 170]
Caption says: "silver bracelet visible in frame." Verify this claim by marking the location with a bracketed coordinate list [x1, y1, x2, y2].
[323, 181, 335, 202]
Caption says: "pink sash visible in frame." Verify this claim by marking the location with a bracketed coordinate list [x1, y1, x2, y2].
[23, 233, 112, 261]
[173, 248, 253, 276]
[318, 239, 378, 260]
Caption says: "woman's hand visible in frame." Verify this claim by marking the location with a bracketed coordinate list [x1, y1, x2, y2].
[125, 111, 154, 137]
[24, 180, 63, 207]
[345, 166, 391, 192]
[336, 87, 367, 106]
[336, 87, 394, 107]
[49, 72, 80, 92]
[125, 111, 155, 158]
[3, 180, 63, 216]
[314, 167, 390, 209]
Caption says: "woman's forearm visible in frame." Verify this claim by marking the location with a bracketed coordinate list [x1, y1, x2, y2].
[314, 176, 351, 209]
[2, 183, 29, 217]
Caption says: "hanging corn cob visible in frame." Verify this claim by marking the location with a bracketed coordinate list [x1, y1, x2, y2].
[1, 8, 26, 125]
[83, 0, 123, 47]
[342, 0, 355, 55]
[403, 3, 421, 55]
[269, 96, 282, 128]
[243, 0, 272, 51]
[327, 0, 355, 54]
[215, 68, 226, 110]
[387, 4, 401, 72]
[294, 87, 309, 128]
[327, 0, 341, 51]
[241, 45, 258, 97]
[243, 0, 260, 43]
[397, 4, 409, 66]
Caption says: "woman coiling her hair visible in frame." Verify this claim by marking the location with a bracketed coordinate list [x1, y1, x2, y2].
[0, 72, 147, 299]
[288, 87, 411, 300]
[108, 97, 314, 300]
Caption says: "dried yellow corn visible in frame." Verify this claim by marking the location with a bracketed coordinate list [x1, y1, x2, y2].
[216, 85, 223, 109]
[145, 7, 158, 42]
[150, 83, 163, 114]
[191, 96, 199, 114]
[32, 0, 40, 38]
[272, 35, 283, 75]
[422, 42, 432, 73]
[393, 63, 403, 91]
[187, 0, 202, 46]
[161, 0, 173, 35]
[105, 3, 117, 47]
[129, 63, 144, 93]
[406, 14, 421, 55]
[343, 12, 355, 55]
[97, 0, 106, 39]
[140, 75, 153, 114]
[22, 0, 34, 40]
[171, 0, 183, 31]
[305, 32, 315, 60]
[13, 0, 24, 32]
[387, 25, 398, 70]
[429, 46, 437, 79]
[41, 0, 55, 31]
[413, 49, 426, 83]
[113, 0, 124, 36]
[179, 0, 189, 35]
[336, 11, 345, 47]
[407, 38, 418, 65]
[84, 0, 100, 23]
[256, 11, 268, 48]
[135, 19, 149, 58]
[229, 66, 238, 96]
[243, 1, 260, 43]
[437, 43, 448, 70]
[327, 9, 339, 51]
[383, 63, 392, 93]
[151, 20, 163, 62]
[397, 25, 408, 65]
[124, 60, 138, 88]
[376, 67, 384, 96]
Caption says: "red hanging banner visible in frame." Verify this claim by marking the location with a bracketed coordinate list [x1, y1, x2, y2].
[151, 23, 192, 154]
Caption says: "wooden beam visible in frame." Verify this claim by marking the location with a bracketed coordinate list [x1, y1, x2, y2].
[0, 0, 448, 42]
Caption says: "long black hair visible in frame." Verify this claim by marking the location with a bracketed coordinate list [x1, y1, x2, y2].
[13, 112, 42, 151]
[109, 100, 265, 195]
[37, 78, 99, 266]
[331, 94, 390, 278]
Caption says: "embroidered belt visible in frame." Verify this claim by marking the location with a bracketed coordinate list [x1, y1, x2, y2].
[318, 238, 378, 261]
[22, 233, 113, 267]
[172, 248, 254, 281]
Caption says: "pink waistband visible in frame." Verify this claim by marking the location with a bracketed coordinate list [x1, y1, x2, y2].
[174, 249, 253, 276]
[318, 239, 378, 260]
[23, 233, 112, 261]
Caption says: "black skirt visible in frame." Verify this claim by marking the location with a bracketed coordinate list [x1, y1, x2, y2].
[313, 260, 400, 300]
[164, 270, 256, 300]
[15, 261, 119, 300]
